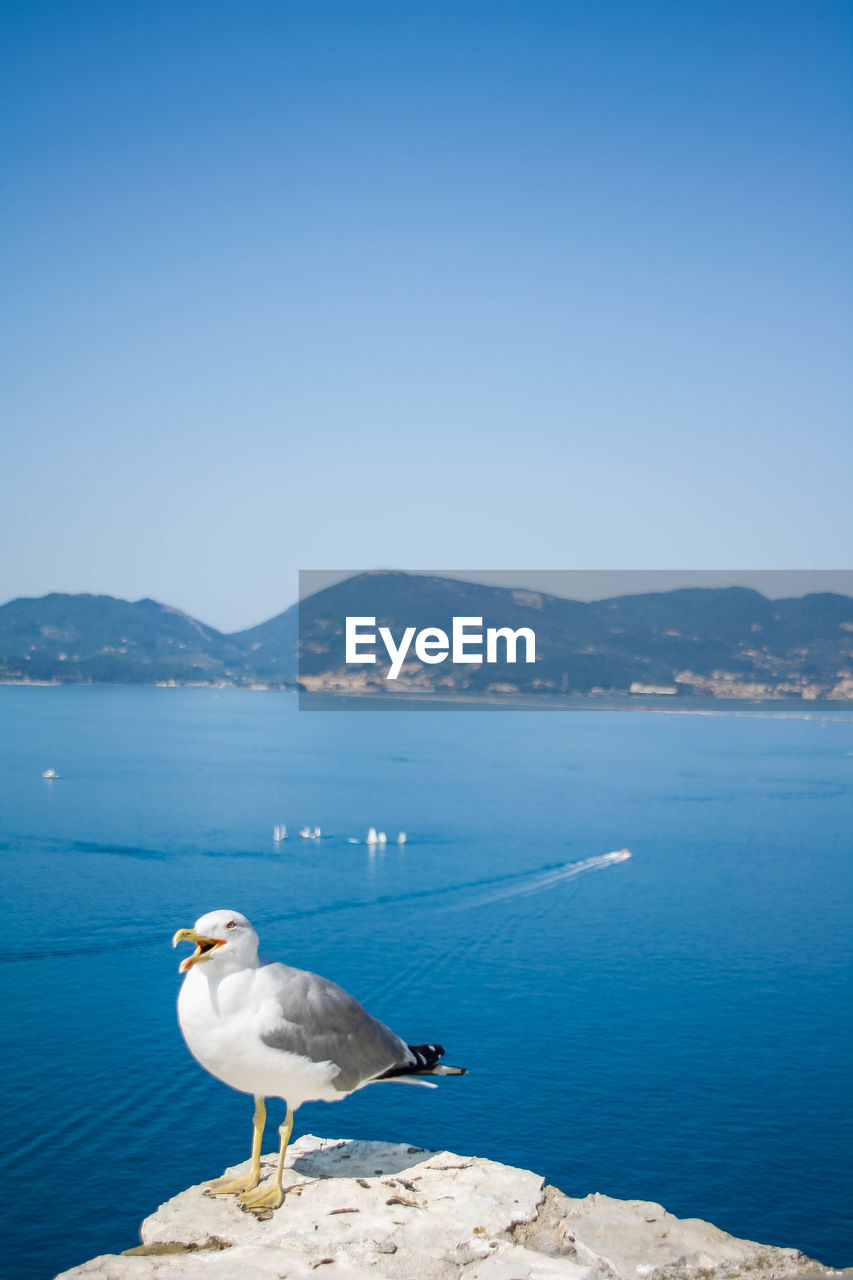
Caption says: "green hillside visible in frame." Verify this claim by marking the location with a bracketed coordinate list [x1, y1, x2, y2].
[1, 575, 851, 699]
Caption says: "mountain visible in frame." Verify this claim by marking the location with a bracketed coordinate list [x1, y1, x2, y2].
[229, 605, 298, 680]
[1, 575, 851, 699]
[293, 572, 853, 700]
[0, 593, 258, 685]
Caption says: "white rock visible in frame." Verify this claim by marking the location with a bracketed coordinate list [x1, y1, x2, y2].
[55, 1135, 850, 1280]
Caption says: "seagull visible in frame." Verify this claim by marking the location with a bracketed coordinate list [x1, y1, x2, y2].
[173, 909, 466, 1214]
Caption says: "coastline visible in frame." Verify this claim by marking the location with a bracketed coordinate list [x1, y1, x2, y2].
[3, 679, 853, 720]
[299, 689, 853, 718]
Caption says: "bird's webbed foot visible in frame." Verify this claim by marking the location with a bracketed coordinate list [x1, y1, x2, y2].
[205, 1172, 260, 1196]
[237, 1180, 286, 1215]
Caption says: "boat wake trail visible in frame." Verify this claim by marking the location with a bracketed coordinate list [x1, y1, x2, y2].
[457, 849, 631, 910]
[3, 849, 630, 964]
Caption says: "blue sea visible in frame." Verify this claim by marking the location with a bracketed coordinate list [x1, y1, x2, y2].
[1, 686, 851, 1279]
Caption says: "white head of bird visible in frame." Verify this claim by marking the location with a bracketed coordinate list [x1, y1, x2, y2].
[173, 909, 259, 975]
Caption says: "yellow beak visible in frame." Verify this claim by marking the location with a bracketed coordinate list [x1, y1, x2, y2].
[172, 927, 225, 973]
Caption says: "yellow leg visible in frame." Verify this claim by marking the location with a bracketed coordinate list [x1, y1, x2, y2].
[238, 1107, 293, 1214]
[206, 1097, 266, 1195]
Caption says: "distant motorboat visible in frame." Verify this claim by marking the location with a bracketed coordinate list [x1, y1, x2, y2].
[273, 824, 287, 842]
[42, 769, 59, 779]
[397, 831, 407, 844]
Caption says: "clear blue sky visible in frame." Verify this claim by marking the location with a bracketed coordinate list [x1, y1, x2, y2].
[1, 1, 850, 631]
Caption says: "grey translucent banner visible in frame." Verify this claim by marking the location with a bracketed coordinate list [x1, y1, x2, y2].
[297, 569, 853, 711]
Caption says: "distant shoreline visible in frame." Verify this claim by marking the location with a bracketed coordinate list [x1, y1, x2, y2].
[3, 680, 852, 721]
[298, 689, 853, 719]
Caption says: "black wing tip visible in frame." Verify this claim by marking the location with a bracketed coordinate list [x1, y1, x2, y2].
[376, 1042, 467, 1081]
[408, 1042, 445, 1068]
[406, 1044, 467, 1077]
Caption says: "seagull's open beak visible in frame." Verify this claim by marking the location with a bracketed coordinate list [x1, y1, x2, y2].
[172, 928, 225, 973]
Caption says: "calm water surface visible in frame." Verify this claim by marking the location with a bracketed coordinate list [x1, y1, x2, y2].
[1, 687, 851, 1278]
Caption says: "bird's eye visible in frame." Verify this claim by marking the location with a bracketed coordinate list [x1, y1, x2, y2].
[225, 920, 236, 930]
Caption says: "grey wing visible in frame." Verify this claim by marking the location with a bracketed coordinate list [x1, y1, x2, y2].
[259, 962, 412, 1092]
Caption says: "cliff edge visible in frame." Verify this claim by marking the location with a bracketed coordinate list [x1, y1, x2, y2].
[57, 1134, 850, 1280]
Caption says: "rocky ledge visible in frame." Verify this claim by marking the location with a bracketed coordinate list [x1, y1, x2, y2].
[57, 1135, 850, 1280]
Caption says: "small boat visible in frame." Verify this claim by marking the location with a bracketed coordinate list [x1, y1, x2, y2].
[313, 826, 321, 839]
[377, 831, 387, 844]
[273, 824, 287, 842]
[397, 831, 407, 844]
[366, 827, 379, 845]
[298, 827, 312, 839]
[42, 769, 59, 780]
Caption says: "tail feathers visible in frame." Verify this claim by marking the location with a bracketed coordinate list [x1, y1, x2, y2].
[376, 1042, 467, 1081]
